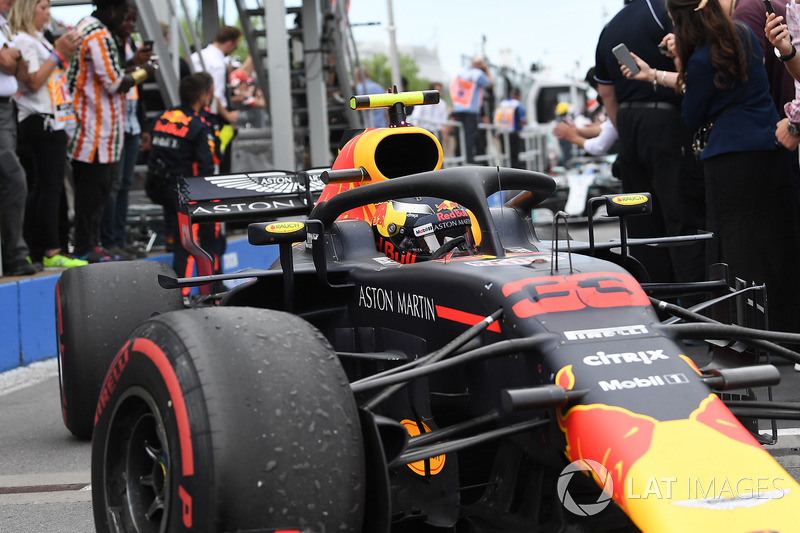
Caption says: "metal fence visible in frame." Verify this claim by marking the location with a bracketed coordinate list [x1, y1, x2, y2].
[422, 120, 551, 173]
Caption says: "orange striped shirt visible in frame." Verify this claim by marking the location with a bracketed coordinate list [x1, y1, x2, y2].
[66, 16, 125, 163]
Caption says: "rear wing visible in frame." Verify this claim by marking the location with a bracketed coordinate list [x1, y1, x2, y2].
[178, 168, 327, 223]
[176, 168, 327, 294]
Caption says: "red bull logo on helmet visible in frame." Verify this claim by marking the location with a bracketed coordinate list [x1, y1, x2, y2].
[436, 200, 460, 211]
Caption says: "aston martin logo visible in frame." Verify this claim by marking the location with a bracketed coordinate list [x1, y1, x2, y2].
[204, 172, 325, 194]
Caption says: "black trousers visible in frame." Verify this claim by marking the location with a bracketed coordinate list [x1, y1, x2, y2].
[704, 148, 800, 332]
[616, 106, 707, 286]
[71, 159, 115, 257]
[19, 115, 68, 257]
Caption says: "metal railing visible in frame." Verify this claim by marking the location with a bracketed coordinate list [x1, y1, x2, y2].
[519, 125, 550, 173]
[431, 120, 550, 172]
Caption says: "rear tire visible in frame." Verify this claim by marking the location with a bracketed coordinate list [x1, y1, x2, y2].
[56, 261, 184, 439]
[92, 307, 365, 532]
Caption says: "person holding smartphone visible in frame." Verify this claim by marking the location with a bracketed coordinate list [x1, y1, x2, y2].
[67, 0, 154, 264]
[766, 0, 800, 149]
[765, 0, 800, 349]
[593, 0, 706, 295]
[626, 0, 800, 333]
[10, 0, 84, 269]
[733, 0, 795, 118]
[675, 0, 800, 334]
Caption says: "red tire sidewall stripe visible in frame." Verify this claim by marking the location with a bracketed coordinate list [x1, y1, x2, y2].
[132, 337, 195, 477]
[56, 283, 68, 418]
[56, 283, 63, 337]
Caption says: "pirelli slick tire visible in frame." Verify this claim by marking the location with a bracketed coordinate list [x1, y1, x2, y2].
[91, 307, 366, 533]
[56, 261, 184, 440]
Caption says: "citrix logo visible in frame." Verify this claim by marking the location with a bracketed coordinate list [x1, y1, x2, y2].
[583, 349, 668, 366]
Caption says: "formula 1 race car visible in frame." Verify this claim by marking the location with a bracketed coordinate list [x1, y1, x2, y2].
[56, 90, 800, 532]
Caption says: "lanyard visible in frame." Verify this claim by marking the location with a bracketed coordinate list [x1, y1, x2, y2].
[38, 34, 52, 53]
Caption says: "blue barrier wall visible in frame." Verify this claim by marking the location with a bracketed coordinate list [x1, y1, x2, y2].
[0, 237, 279, 373]
[0, 282, 21, 372]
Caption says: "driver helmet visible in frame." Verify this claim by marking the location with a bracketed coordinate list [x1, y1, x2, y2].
[372, 197, 476, 263]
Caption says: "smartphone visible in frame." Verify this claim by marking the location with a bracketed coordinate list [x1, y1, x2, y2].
[612, 43, 640, 76]
[764, 0, 775, 16]
[143, 39, 154, 50]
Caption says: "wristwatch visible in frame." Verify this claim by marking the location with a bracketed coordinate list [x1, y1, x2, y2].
[777, 45, 797, 62]
[788, 121, 800, 136]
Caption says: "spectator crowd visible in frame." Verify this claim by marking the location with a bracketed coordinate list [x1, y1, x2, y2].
[590, 0, 800, 334]
[0, 0, 238, 279]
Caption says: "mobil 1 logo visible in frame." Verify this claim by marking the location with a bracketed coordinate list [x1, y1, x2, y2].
[599, 373, 690, 392]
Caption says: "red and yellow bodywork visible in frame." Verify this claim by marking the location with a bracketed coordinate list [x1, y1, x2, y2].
[317, 126, 444, 222]
[553, 333, 800, 532]
[558, 397, 800, 531]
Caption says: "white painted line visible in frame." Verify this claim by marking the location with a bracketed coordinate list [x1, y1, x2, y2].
[0, 471, 91, 488]
[0, 358, 58, 397]
[0, 490, 92, 506]
[761, 428, 800, 437]
[0, 471, 93, 506]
